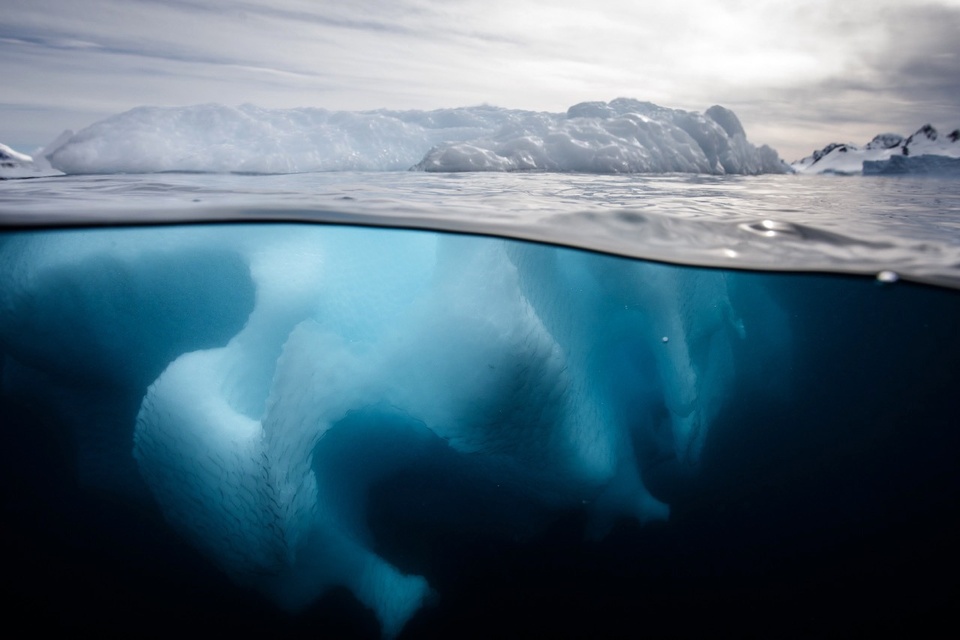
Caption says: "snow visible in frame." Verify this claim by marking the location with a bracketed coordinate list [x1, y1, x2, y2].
[0, 143, 53, 179]
[414, 99, 784, 174]
[0, 133, 70, 179]
[0, 143, 33, 166]
[33, 99, 784, 176]
[791, 124, 960, 175]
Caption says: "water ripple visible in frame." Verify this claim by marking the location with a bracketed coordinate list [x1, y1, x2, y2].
[2, 172, 959, 289]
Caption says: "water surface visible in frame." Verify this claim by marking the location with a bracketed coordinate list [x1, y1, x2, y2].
[3, 171, 960, 287]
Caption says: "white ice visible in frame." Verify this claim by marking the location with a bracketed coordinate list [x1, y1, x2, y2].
[38, 99, 785, 175]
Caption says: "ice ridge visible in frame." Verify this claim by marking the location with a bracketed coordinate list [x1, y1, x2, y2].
[34, 99, 785, 176]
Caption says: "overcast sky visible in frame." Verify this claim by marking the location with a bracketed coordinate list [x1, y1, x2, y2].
[2, 0, 958, 161]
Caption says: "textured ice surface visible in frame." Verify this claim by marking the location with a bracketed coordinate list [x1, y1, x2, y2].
[0, 224, 776, 636]
[41, 99, 784, 175]
[413, 100, 784, 174]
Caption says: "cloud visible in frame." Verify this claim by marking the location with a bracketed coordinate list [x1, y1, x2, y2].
[872, 3, 960, 106]
[1, 0, 958, 159]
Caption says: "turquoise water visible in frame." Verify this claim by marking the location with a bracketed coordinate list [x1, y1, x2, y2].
[1, 173, 959, 637]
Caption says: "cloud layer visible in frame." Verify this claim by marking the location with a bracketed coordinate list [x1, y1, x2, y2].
[1, 0, 958, 160]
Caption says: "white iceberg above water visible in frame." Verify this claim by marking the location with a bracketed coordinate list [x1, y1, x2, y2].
[8, 99, 786, 176]
[411, 102, 784, 174]
[791, 124, 960, 175]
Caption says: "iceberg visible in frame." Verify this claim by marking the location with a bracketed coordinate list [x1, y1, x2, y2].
[3, 219, 959, 636]
[791, 124, 960, 175]
[41, 99, 785, 175]
[0, 224, 775, 636]
[863, 154, 960, 176]
[412, 100, 784, 174]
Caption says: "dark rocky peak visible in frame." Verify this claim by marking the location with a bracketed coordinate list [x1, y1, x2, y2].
[905, 124, 938, 146]
[812, 142, 850, 163]
[864, 133, 904, 150]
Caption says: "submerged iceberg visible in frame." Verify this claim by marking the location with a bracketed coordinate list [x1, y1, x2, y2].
[2, 221, 959, 636]
[0, 224, 774, 636]
[42, 99, 785, 175]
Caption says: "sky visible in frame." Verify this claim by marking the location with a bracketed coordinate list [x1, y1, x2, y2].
[1, 0, 959, 162]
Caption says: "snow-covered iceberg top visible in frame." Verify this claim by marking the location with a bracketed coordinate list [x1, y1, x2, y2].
[413, 101, 784, 174]
[36, 99, 785, 176]
[792, 124, 960, 175]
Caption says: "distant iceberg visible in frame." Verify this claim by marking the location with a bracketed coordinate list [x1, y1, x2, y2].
[37, 99, 785, 176]
[792, 124, 960, 175]
[863, 153, 960, 176]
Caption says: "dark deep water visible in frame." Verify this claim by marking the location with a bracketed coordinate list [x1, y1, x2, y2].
[1, 220, 958, 638]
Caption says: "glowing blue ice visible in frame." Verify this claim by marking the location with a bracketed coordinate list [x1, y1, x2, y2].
[0, 225, 780, 636]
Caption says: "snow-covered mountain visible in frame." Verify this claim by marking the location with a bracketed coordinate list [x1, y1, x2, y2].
[0, 133, 71, 179]
[0, 142, 46, 179]
[792, 124, 960, 175]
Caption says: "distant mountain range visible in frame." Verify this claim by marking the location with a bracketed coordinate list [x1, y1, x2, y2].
[791, 124, 960, 175]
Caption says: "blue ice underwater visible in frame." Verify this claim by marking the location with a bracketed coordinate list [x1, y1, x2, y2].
[1, 223, 958, 637]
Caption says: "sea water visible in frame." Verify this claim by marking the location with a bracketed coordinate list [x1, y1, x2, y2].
[1, 171, 959, 638]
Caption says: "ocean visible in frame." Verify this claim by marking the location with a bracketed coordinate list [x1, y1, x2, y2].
[2, 171, 959, 638]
